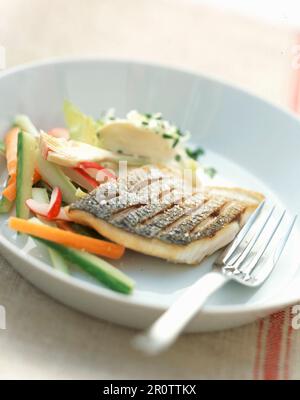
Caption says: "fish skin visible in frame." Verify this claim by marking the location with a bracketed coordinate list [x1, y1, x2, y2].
[134, 192, 206, 239]
[192, 201, 246, 240]
[69, 166, 261, 249]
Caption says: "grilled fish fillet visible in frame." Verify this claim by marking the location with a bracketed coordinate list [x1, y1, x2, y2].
[68, 166, 264, 265]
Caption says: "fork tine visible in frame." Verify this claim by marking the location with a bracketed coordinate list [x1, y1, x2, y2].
[226, 204, 275, 267]
[272, 215, 297, 265]
[222, 200, 266, 264]
[239, 209, 286, 279]
[251, 215, 298, 284]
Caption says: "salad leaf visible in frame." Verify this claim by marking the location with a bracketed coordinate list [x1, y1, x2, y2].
[63, 100, 100, 146]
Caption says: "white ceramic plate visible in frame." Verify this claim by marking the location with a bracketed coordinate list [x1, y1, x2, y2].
[0, 58, 300, 332]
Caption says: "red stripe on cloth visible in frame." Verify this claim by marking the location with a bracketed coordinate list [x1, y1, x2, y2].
[263, 311, 286, 380]
[283, 308, 294, 379]
[253, 318, 265, 380]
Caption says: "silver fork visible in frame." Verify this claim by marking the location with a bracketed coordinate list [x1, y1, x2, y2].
[133, 201, 297, 355]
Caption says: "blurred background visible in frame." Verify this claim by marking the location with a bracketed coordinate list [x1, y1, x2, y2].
[0, 0, 297, 109]
[198, 0, 300, 27]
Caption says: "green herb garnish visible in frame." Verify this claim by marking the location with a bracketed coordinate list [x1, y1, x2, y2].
[204, 167, 217, 178]
[142, 121, 148, 126]
[144, 113, 152, 119]
[175, 154, 181, 162]
[185, 147, 205, 160]
[176, 128, 185, 137]
[172, 137, 179, 148]
[163, 133, 173, 139]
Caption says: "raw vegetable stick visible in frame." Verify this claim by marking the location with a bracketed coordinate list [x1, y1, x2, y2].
[8, 217, 125, 259]
[35, 150, 77, 204]
[14, 114, 39, 136]
[5, 127, 19, 174]
[16, 131, 36, 219]
[2, 127, 20, 202]
[2, 127, 40, 202]
[34, 237, 134, 294]
[47, 248, 69, 274]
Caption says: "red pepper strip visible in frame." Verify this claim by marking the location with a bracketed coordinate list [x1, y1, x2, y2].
[47, 187, 63, 219]
[78, 162, 116, 180]
[26, 198, 70, 221]
[78, 161, 104, 170]
[96, 169, 116, 181]
[73, 168, 98, 188]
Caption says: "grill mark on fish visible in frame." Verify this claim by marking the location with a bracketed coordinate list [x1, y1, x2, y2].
[158, 197, 227, 244]
[111, 188, 185, 228]
[191, 201, 246, 240]
[73, 173, 181, 220]
[134, 192, 206, 238]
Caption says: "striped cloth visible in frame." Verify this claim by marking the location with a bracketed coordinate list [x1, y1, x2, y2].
[0, 0, 300, 380]
[253, 35, 300, 380]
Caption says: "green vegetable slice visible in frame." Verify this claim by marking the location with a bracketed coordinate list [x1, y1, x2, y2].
[34, 238, 135, 294]
[63, 100, 100, 146]
[14, 115, 39, 136]
[35, 150, 77, 204]
[16, 131, 36, 219]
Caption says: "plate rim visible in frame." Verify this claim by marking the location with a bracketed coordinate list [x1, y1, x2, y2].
[1, 56, 300, 316]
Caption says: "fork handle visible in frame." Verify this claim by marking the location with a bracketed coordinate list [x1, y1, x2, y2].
[133, 271, 228, 355]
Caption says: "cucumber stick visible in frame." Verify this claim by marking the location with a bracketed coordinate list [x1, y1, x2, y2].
[35, 151, 77, 204]
[16, 131, 36, 219]
[34, 238, 135, 294]
[14, 114, 39, 136]
[47, 248, 69, 274]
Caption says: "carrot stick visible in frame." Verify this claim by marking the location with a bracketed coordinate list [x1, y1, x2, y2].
[4, 127, 19, 176]
[2, 127, 20, 201]
[9, 217, 125, 259]
[2, 128, 40, 201]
